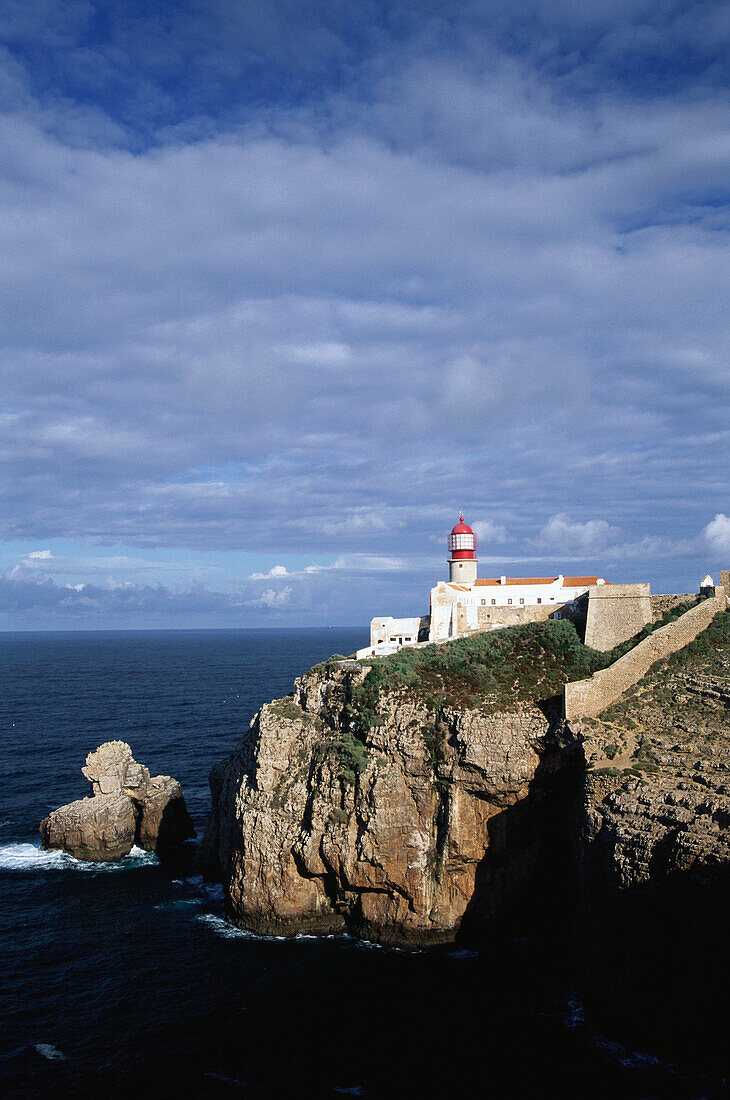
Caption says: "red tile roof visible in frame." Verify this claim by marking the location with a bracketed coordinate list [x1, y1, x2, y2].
[472, 576, 603, 587]
[473, 577, 557, 586]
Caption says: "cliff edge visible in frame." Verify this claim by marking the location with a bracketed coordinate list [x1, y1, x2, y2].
[203, 604, 730, 1065]
[201, 620, 604, 943]
[574, 607, 730, 1065]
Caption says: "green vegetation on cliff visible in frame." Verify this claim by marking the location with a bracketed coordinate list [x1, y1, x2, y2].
[353, 619, 609, 725]
[582, 607, 730, 777]
[350, 601, 718, 735]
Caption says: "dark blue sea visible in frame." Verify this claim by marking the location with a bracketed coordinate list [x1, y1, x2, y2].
[0, 629, 726, 1099]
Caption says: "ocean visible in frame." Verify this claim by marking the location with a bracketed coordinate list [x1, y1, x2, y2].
[0, 629, 726, 1099]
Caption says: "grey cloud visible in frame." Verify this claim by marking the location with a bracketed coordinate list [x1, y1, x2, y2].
[536, 514, 623, 554]
[0, 3, 728, 621]
[9, 549, 213, 580]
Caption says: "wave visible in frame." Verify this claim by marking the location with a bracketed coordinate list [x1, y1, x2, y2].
[554, 994, 730, 1090]
[196, 912, 343, 943]
[195, 912, 408, 953]
[34, 1043, 66, 1061]
[196, 913, 260, 940]
[183, 874, 224, 902]
[0, 843, 158, 873]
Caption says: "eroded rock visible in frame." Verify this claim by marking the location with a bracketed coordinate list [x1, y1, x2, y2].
[201, 663, 571, 944]
[40, 742, 194, 861]
[575, 608, 730, 1066]
[40, 793, 137, 861]
[82, 740, 150, 796]
[137, 776, 194, 854]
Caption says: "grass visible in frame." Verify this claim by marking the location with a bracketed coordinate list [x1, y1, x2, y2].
[600, 608, 730, 723]
[323, 607, 730, 784]
[269, 696, 304, 721]
[351, 619, 613, 731]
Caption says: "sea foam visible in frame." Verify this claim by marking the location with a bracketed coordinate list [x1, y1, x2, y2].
[0, 843, 157, 872]
[34, 1042, 66, 1061]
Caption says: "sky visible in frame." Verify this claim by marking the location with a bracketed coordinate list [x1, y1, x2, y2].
[1, 0, 729, 630]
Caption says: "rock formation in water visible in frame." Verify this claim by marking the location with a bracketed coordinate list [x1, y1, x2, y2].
[41, 741, 195, 861]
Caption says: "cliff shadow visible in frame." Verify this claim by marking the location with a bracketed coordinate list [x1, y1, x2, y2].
[457, 713, 583, 950]
[577, 851, 730, 1072]
[154, 798, 197, 860]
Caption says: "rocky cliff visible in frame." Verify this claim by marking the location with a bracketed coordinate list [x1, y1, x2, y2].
[575, 607, 730, 1065]
[203, 608, 730, 1065]
[202, 622, 602, 943]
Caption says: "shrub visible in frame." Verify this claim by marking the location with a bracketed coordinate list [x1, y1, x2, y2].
[269, 696, 303, 721]
[331, 729, 370, 784]
[351, 618, 612, 730]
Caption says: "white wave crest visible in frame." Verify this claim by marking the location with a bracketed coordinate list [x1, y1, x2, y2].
[0, 843, 158, 872]
[35, 1043, 66, 1061]
[196, 913, 259, 939]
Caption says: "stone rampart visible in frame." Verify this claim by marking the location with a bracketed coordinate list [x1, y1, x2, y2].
[565, 590, 726, 720]
[453, 598, 586, 635]
[462, 602, 554, 631]
[584, 583, 652, 651]
[650, 593, 697, 621]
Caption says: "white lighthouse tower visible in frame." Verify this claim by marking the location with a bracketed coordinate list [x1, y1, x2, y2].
[447, 515, 478, 585]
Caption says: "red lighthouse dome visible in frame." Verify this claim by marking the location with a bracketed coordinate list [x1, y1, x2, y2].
[447, 515, 477, 559]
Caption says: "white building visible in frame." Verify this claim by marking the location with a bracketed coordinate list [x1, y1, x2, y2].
[357, 515, 607, 658]
[429, 573, 606, 642]
[356, 616, 429, 659]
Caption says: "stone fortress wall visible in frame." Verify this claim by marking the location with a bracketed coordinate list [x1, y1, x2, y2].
[457, 600, 571, 633]
[583, 583, 653, 651]
[564, 585, 728, 720]
[650, 592, 698, 620]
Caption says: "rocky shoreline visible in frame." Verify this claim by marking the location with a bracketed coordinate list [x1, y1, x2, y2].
[202, 608, 730, 1065]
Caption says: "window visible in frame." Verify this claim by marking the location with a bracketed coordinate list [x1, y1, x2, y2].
[537, 598, 541, 604]
[481, 599, 486, 605]
[519, 598, 524, 605]
[508, 598, 512, 605]
[491, 599, 496, 605]
[448, 532, 475, 551]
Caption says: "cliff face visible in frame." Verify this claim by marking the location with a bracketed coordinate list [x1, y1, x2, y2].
[203, 609, 730, 1064]
[202, 659, 577, 944]
[575, 609, 730, 1063]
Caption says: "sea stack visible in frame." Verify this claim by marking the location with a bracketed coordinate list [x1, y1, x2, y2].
[40, 741, 195, 861]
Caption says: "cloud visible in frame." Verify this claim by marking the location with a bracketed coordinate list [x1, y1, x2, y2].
[249, 564, 291, 579]
[246, 586, 293, 609]
[9, 549, 211, 581]
[0, 3, 728, 623]
[535, 514, 623, 554]
[472, 520, 508, 545]
[703, 513, 730, 555]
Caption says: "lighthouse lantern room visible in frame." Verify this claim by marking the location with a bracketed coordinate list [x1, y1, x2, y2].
[447, 515, 478, 584]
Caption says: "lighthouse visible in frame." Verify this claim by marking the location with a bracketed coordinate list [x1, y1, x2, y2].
[447, 515, 478, 584]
